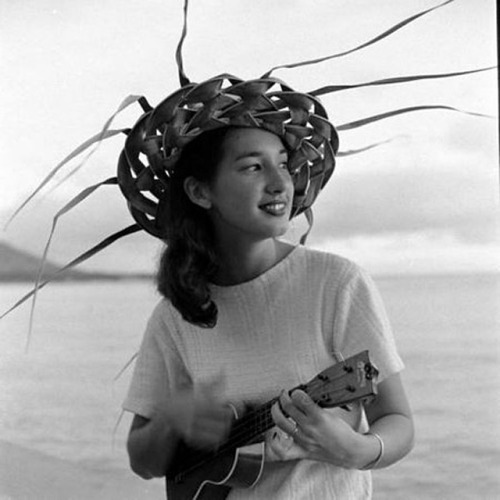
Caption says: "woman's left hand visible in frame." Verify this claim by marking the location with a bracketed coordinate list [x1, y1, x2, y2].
[271, 389, 366, 468]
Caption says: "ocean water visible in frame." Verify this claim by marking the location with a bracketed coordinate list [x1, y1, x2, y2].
[0, 274, 499, 499]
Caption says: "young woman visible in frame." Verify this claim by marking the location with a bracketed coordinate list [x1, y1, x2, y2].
[122, 124, 414, 499]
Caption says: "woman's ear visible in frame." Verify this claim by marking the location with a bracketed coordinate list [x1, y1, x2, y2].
[183, 176, 212, 209]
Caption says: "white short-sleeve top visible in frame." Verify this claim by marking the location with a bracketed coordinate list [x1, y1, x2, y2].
[123, 246, 404, 499]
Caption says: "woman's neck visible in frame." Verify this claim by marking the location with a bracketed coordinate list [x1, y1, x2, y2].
[213, 238, 294, 286]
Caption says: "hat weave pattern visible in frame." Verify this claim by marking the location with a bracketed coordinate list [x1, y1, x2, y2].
[117, 74, 339, 238]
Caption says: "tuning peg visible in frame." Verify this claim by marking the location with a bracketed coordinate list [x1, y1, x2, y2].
[364, 363, 378, 381]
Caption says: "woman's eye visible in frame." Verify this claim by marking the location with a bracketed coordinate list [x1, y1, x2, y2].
[244, 164, 261, 171]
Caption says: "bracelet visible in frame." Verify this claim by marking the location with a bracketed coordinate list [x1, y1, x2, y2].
[361, 432, 384, 470]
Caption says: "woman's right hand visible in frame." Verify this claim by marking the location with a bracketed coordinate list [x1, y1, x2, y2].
[127, 375, 232, 479]
[165, 376, 233, 450]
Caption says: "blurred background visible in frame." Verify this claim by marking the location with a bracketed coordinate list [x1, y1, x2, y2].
[0, 1, 498, 499]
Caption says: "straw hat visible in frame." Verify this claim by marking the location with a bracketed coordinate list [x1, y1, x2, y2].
[117, 74, 339, 238]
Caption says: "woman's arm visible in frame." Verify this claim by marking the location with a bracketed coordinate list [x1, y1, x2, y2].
[362, 372, 415, 468]
[127, 413, 179, 479]
[127, 386, 233, 479]
[271, 372, 414, 469]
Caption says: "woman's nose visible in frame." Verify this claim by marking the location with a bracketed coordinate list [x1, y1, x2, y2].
[265, 165, 289, 193]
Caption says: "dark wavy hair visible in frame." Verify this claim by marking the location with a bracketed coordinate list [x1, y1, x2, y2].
[156, 127, 234, 328]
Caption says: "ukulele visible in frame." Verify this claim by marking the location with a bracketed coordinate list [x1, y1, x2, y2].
[165, 350, 378, 500]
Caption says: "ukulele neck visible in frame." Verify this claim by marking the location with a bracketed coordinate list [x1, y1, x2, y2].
[224, 398, 277, 450]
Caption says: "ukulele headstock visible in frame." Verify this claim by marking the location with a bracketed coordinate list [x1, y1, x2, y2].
[296, 350, 378, 409]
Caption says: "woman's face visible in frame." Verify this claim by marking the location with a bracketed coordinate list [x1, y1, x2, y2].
[205, 128, 294, 245]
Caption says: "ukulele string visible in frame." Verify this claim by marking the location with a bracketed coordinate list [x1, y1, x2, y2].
[178, 383, 362, 478]
[223, 366, 369, 450]
[175, 399, 277, 478]
[222, 363, 371, 451]
[177, 367, 371, 477]
[220, 382, 363, 451]
[176, 399, 277, 476]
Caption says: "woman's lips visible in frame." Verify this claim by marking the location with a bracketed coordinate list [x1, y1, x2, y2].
[259, 201, 288, 216]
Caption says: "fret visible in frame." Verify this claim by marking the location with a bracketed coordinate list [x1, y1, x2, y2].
[222, 398, 276, 452]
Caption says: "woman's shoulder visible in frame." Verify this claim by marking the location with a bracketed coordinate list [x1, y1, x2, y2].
[298, 245, 364, 279]
[145, 296, 183, 334]
[297, 247, 382, 299]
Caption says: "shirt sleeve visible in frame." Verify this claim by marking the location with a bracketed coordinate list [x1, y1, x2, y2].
[332, 263, 404, 382]
[122, 301, 191, 419]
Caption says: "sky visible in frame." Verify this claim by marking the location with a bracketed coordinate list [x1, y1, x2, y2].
[0, 0, 498, 276]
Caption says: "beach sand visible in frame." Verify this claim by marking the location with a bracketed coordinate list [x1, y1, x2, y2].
[0, 440, 164, 500]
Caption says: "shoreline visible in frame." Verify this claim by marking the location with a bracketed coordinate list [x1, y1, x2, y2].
[0, 440, 163, 499]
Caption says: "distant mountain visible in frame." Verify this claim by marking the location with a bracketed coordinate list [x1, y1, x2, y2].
[0, 242, 149, 282]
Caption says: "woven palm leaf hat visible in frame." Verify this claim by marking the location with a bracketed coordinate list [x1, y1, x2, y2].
[113, 0, 492, 242]
[118, 72, 338, 239]
[2, 0, 496, 324]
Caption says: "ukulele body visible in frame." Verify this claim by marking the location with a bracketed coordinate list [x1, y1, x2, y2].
[164, 350, 378, 500]
[166, 405, 266, 500]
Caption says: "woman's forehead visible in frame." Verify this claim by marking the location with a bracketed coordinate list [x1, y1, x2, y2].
[221, 127, 287, 159]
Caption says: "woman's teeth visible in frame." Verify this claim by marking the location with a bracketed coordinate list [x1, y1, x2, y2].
[261, 202, 286, 215]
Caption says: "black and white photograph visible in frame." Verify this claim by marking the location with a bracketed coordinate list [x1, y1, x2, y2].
[0, 1, 498, 498]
